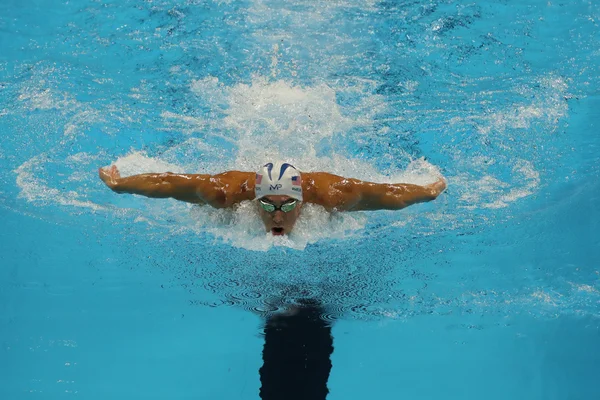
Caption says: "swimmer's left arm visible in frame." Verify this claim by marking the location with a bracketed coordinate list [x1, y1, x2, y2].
[303, 172, 446, 211]
[349, 178, 446, 211]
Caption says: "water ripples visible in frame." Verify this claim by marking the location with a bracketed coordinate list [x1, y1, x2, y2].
[1, 0, 597, 325]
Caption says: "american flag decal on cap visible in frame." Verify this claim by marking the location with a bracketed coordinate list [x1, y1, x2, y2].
[256, 174, 262, 184]
[291, 176, 301, 186]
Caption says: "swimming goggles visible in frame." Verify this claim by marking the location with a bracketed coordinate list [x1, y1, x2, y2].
[259, 199, 298, 213]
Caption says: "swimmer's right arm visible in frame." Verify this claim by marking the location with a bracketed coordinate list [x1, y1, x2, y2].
[99, 165, 255, 207]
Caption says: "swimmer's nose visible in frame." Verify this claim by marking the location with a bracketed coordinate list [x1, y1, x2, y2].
[272, 210, 284, 224]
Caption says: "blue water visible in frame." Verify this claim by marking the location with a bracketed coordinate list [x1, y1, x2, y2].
[1, 0, 599, 398]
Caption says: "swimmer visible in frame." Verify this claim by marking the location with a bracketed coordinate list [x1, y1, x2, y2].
[99, 161, 446, 236]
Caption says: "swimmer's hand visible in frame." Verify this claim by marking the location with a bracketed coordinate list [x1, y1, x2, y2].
[426, 177, 447, 198]
[99, 165, 122, 191]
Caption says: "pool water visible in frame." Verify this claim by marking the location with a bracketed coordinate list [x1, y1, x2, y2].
[1, 0, 599, 398]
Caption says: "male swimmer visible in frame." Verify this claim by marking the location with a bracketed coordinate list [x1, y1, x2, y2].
[99, 161, 446, 236]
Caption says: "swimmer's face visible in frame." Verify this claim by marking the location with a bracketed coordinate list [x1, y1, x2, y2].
[257, 195, 302, 236]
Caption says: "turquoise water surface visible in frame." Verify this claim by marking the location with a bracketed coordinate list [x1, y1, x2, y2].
[1, 0, 599, 399]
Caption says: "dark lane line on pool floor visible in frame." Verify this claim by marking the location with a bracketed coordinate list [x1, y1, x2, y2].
[259, 299, 334, 400]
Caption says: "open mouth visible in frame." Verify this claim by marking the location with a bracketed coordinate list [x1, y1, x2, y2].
[271, 227, 285, 236]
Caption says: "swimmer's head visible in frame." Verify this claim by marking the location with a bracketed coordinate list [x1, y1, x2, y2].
[255, 162, 303, 236]
[254, 162, 303, 202]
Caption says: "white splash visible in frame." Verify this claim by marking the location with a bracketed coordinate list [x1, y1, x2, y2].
[462, 76, 570, 137]
[104, 151, 440, 251]
[15, 153, 104, 210]
[484, 160, 540, 209]
[17, 87, 77, 111]
[450, 75, 569, 210]
[177, 75, 389, 173]
[454, 159, 541, 210]
[12, 69, 443, 251]
[112, 152, 185, 176]
[188, 75, 359, 145]
[188, 200, 368, 251]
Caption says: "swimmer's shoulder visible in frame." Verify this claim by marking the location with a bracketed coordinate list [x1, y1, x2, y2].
[211, 170, 256, 205]
[300, 172, 349, 207]
[299, 172, 318, 199]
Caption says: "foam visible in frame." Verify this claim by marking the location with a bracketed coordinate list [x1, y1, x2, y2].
[15, 69, 83, 114]
[18, 87, 75, 111]
[11, 72, 105, 146]
[454, 159, 541, 210]
[11, 64, 566, 250]
[96, 74, 441, 249]
[10, 69, 441, 250]
[370, 282, 600, 320]
[112, 152, 185, 176]
[160, 111, 210, 135]
[15, 153, 105, 211]
[189, 75, 357, 145]
[187, 201, 368, 251]
[184, 75, 390, 175]
[531, 289, 558, 305]
[569, 282, 599, 294]
[63, 109, 103, 138]
[246, 0, 378, 31]
[467, 76, 569, 136]
[484, 161, 540, 209]
[449, 75, 570, 211]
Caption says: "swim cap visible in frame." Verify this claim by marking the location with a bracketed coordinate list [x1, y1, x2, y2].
[254, 162, 303, 201]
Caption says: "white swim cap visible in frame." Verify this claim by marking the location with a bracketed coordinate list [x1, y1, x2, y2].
[254, 162, 303, 201]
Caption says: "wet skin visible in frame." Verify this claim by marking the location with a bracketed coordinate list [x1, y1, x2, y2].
[99, 166, 447, 236]
[258, 195, 302, 236]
